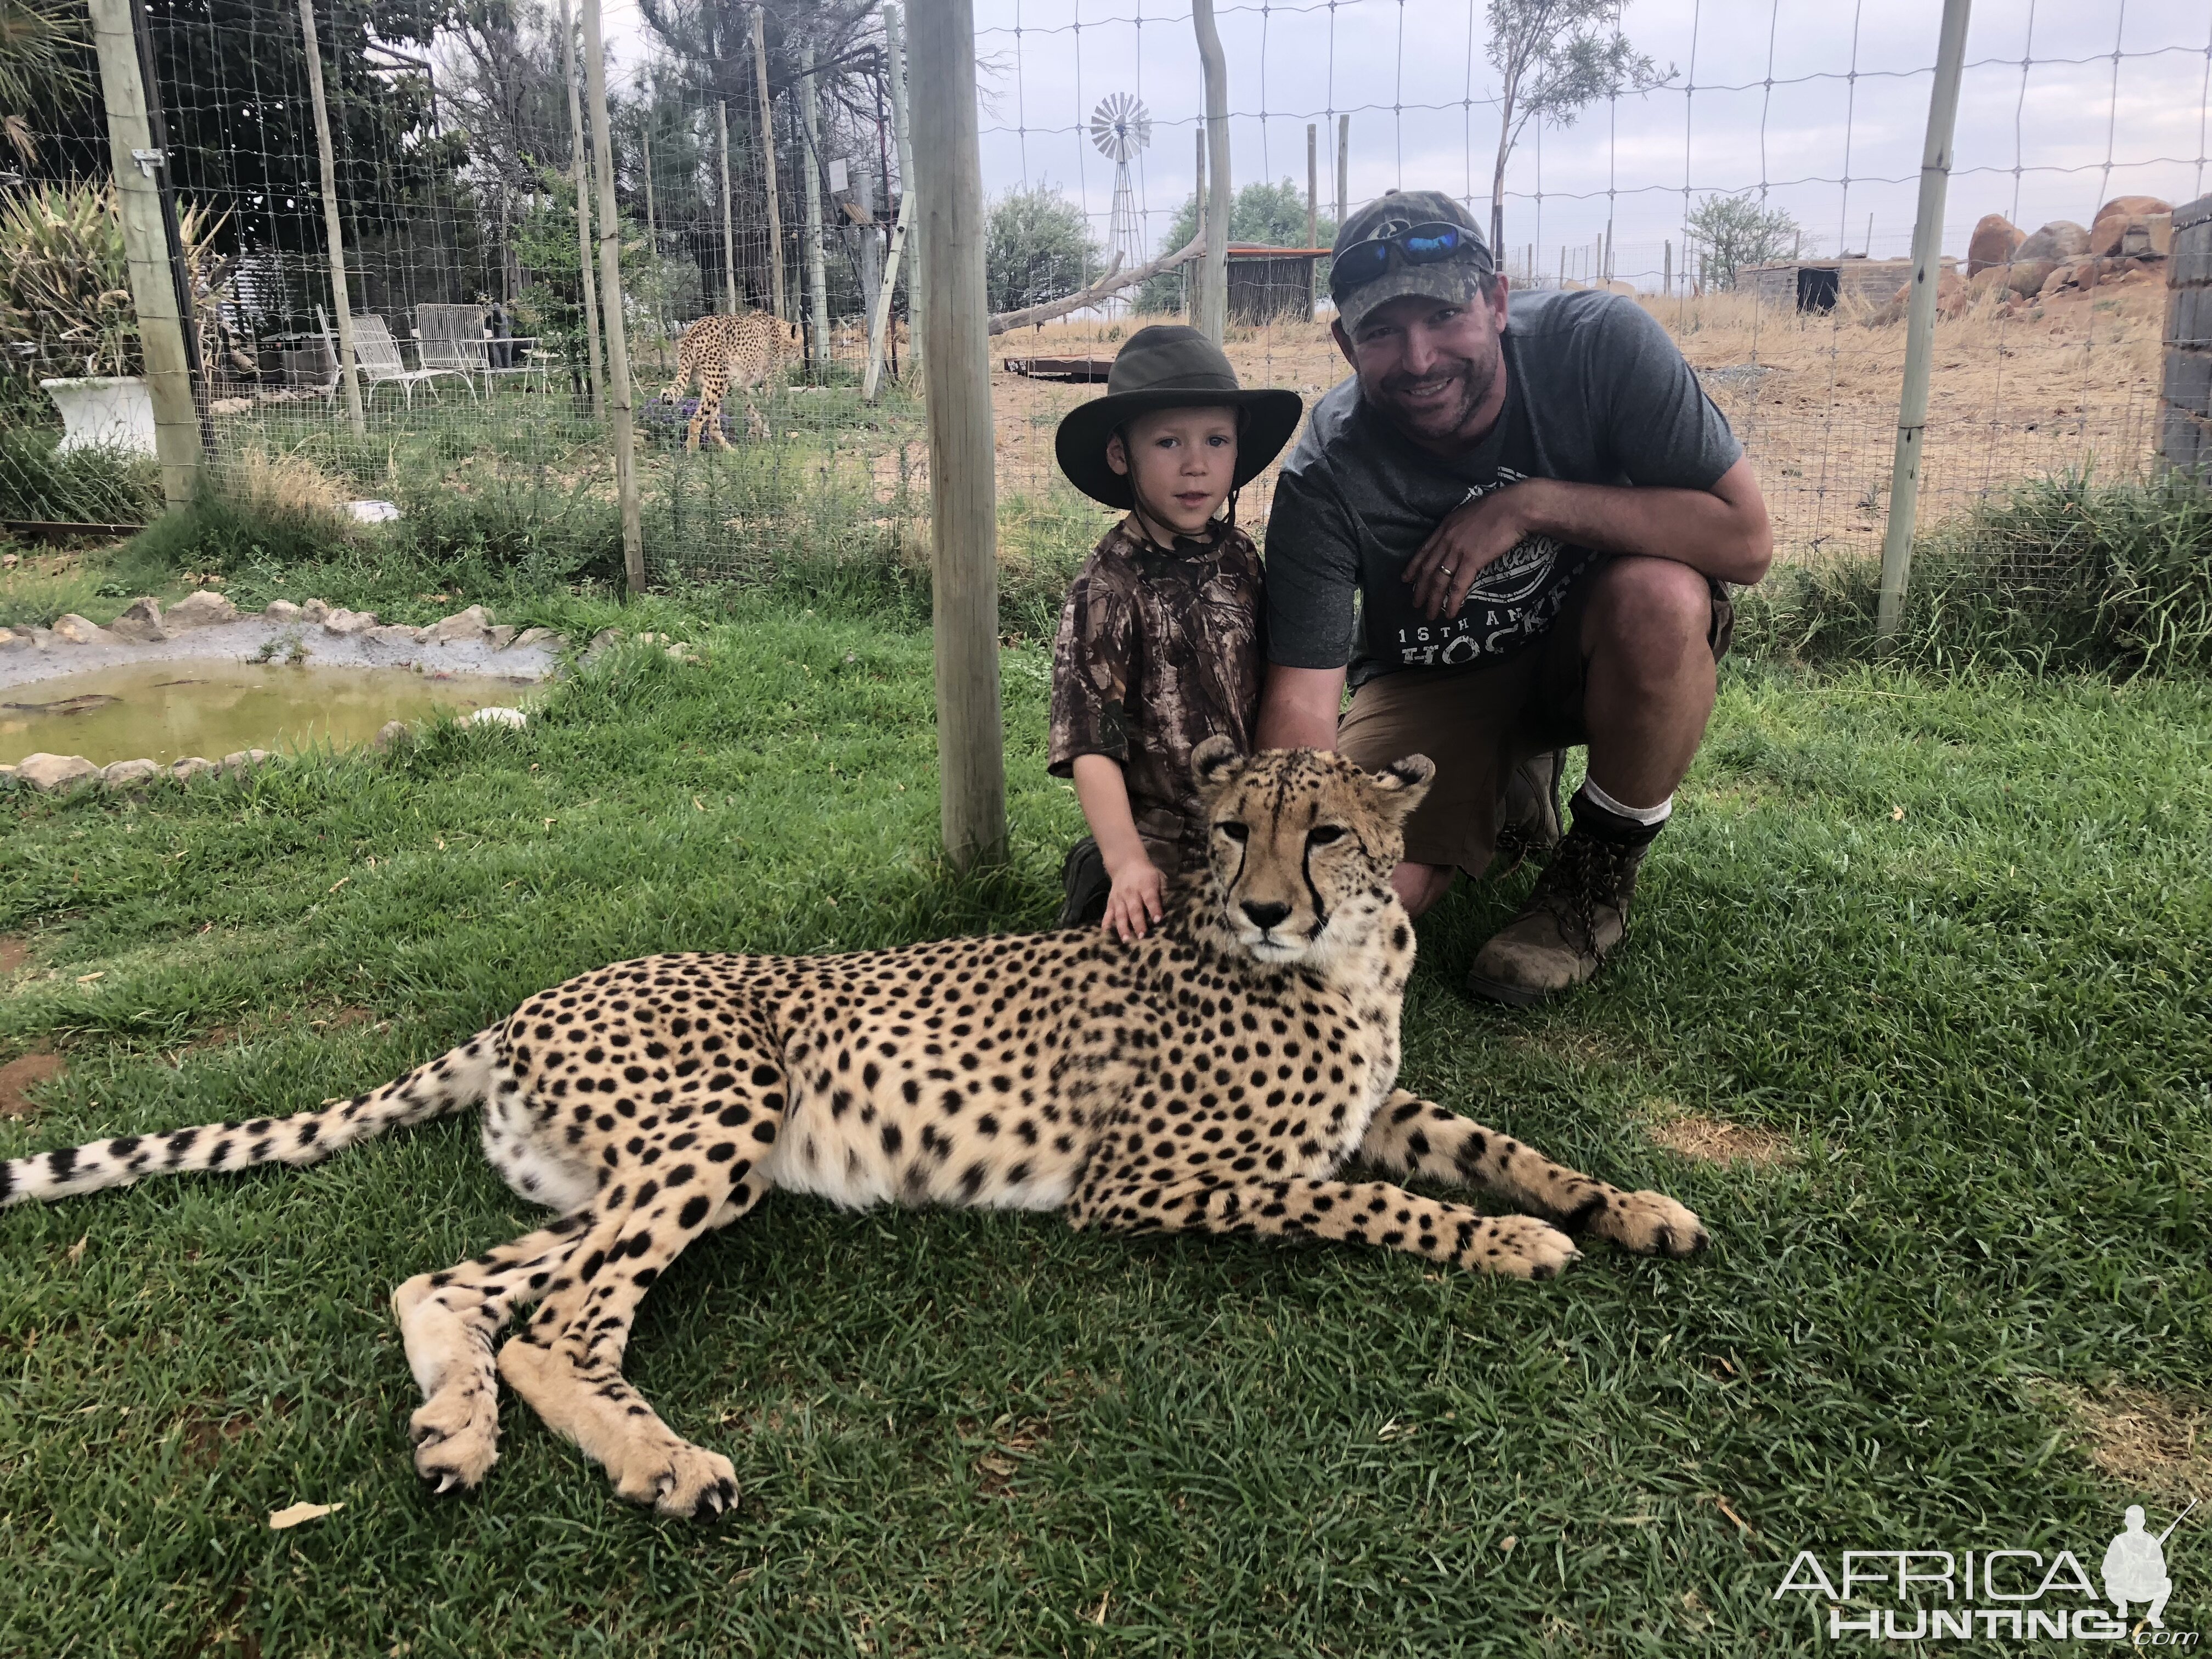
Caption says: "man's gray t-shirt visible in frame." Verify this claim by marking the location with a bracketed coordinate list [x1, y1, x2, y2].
[1265, 288, 1741, 685]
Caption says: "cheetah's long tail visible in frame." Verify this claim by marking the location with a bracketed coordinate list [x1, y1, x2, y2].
[0, 1028, 501, 1209]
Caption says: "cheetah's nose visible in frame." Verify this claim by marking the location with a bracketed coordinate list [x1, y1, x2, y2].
[1241, 900, 1291, 931]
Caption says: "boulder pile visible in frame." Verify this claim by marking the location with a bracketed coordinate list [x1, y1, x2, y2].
[1948, 196, 2174, 312]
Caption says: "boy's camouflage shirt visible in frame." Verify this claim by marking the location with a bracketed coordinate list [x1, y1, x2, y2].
[1048, 515, 1264, 872]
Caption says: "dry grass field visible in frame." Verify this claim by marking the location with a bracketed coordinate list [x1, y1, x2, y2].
[986, 274, 2165, 563]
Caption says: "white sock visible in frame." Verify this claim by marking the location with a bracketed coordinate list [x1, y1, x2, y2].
[1578, 775, 1673, 828]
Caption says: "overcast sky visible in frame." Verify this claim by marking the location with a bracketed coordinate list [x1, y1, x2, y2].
[597, 0, 2208, 291]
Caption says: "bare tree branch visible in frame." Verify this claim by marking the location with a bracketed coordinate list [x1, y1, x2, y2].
[986, 231, 1206, 335]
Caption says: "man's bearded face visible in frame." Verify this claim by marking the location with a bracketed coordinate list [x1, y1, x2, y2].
[1342, 290, 1506, 446]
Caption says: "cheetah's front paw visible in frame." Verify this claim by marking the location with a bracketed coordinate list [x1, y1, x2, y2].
[608, 1437, 738, 1520]
[1592, 1188, 1708, 1258]
[410, 1386, 499, 1494]
[1469, 1214, 1583, 1279]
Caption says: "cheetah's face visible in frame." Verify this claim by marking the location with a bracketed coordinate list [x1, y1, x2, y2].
[774, 319, 802, 354]
[1191, 738, 1434, 965]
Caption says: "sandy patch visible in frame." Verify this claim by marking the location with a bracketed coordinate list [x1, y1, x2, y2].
[2046, 1383, 2212, 1502]
[1646, 1107, 1796, 1167]
[0, 1049, 66, 1118]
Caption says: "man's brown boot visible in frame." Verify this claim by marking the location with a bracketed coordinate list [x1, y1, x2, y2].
[1466, 828, 1649, 1007]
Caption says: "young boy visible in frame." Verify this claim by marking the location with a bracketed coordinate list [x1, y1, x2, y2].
[1047, 326, 1304, 939]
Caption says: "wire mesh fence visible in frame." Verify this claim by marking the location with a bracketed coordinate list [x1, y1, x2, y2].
[1, 0, 2202, 605]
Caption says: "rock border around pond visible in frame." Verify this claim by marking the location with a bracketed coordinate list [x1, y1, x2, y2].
[0, 594, 571, 684]
[0, 606, 715, 793]
[1, 594, 579, 792]
[3, 748, 278, 793]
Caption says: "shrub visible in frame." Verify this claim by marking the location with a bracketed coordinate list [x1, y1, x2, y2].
[0, 426, 160, 523]
[0, 179, 231, 385]
[1735, 472, 2212, 675]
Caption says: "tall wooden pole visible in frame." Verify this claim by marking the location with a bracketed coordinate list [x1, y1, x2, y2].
[885, 2, 921, 373]
[798, 39, 831, 370]
[88, 0, 205, 500]
[560, 0, 604, 416]
[1876, 0, 1972, 637]
[861, 191, 911, 402]
[1335, 114, 1348, 232]
[909, 0, 1006, 869]
[717, 101, 737, 311]
[1192, 0, 1229, 345]
[580, 0, 643, 592]
[1306, 123, 1318, 246]
[1192, 127, 1206, 320]
[752, 8, 787, 324]
[291, 0, 363, 441]
[128, 0, 215, 460]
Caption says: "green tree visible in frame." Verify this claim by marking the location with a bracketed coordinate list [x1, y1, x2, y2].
[511, 165, 658, 385]
[1485, 0, 1671, 256]
[1683, 192, 1799, 289]
[1135, 178, 1336, 313]
[985, 185, 1100, 315]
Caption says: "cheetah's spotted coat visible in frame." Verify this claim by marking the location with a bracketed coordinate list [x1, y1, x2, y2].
[3, 743, 1706, 1517]
[659, 308, 801, 449]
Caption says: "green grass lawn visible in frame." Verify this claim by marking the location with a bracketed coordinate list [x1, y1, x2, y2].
[3, 592, 2208, 1655]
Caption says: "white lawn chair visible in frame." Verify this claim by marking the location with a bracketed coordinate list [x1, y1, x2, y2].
[349, 314, 475, 408]
[414, 304, 551, 394]
[414, 304, 486, 383]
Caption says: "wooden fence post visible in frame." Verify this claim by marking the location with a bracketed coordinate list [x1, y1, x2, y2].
[752, 8, 787, 324]
[559, 0, 605, 416]
[798, 40, 831, 370]
[87, 0, 206, 500]
[1875, 0, 1971, 637]
[909, 0, 1006, 870]
[289, 0, 363, 441]
[885, 2, 921, 374]
[1306, 122, 1318, 247]
[1192, 0, 1230, 345]
[1335, 114, 1348, 230]
[717, 101, 737, 312]
[1192, 127, 1207, 320]
[580, 0, 643, 592]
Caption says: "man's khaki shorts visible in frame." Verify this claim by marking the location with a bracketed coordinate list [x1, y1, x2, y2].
[1336, 574, 1733, 876]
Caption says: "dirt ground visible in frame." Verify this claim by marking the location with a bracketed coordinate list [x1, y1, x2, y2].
[983, 273, 2164, 563]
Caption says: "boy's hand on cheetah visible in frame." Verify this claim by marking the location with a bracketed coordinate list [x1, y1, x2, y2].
[1102, 856, 1166, 941]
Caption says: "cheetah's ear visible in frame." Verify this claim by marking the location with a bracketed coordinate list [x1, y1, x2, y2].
[1190, 735, 1245, 797]
[1366, 753, 1435, 821]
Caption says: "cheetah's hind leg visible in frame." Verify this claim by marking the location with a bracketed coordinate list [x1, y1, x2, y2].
[394, 1209, 597, 1494]
[692, 369, 735, 450]
[495, 1111, 778, 1517]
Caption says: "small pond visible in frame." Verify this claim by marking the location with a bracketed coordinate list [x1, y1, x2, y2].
[2, 662, 536, 767]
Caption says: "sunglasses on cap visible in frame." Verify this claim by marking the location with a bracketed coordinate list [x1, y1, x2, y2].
[1330, 222, 1486, 295]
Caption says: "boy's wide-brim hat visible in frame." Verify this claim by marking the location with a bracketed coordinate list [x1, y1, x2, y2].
[1054, 325, 1305, 509]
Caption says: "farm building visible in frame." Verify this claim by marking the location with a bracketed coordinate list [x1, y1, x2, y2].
[1225, 245, 1331, 324]
[1738, 255, 1961, 312]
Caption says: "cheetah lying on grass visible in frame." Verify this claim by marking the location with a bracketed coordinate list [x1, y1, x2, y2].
[2, 742, 1706, 1517]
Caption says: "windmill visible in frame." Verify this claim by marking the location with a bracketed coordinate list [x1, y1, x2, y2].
[1090, 93, 1152, 312]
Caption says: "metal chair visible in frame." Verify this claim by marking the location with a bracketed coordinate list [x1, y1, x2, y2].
[349, 314, 475, 408]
